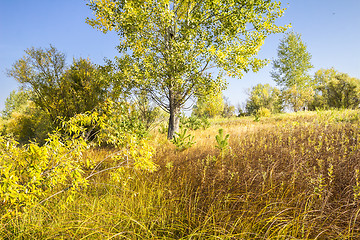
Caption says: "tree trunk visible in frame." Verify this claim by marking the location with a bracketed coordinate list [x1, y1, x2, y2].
[167, 103, 180, 140]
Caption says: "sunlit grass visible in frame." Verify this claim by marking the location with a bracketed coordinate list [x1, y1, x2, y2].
[2, 109, 360, 239]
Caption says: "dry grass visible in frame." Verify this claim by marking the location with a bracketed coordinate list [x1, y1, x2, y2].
[2, 109, 360, 239]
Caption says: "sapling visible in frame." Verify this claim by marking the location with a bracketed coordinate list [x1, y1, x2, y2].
[215, 128, 230, 152]
[171, 126, 196, 151]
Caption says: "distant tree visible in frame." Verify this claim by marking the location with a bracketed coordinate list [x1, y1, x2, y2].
[271, 32, 314, 111]
[87, 0, 289, 139]
[60, 58, 112, 119]
[192, 88, 224, 118]
[282, 84, 314, 112]
[310, 68, 338, 109]
[7, 46, 112, 122]
[311, 69, 360, 109]
[1, 90, 52, 144]
[236, 102, 247, 117]
[1, 90, 30, 120]
[133, 92, 162, 130]
[222, 97, 235, 118]
[327, 74, 360, 109]
[7, 46, 66, 121]
[245, 83, 282, 115]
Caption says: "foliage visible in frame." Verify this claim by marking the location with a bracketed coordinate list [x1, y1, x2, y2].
[256, 107, 271, 117]
[1, 90, 30, 120]
[272, 32, 314, 111]
[311, 69, 360, 110]
[4, 103, 52, 145]
[0, 104, 158, 216]
[325, 73, 360, 109]
[282, 84, 314, 111]
[193, 93, 236, 119]
[133, 93, 162, 131]
[64, 100, 148, 148]
[215, 128, 229, 151]
[180, 115, 210, 131]
[245, 83, 282, 115]
[253, 113, 260, 122]
[7, 46, 112, 123]
[0, 130, 89, 213]
[192, 89, 224, 118]
[87, 0, 289, 139]
[158, 122, 168, 135]
[235, 102, 247, 117]
[171, 126, 195, 151]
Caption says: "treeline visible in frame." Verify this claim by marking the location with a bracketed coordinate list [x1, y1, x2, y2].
[192, 32, 360, 119]
[2, 33, 360, 144]
[244, 69, 360, 117]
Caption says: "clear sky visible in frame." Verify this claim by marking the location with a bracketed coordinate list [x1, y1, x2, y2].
[1, 0, 360, 112]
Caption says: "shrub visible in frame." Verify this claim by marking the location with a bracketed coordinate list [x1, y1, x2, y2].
[215, 128, 230, 152]
[0, 132, 88, 214]
[0, 106, 158, 215]
[171, 126, 196, 151]
[257, 107, 271, 117]
[3, 102, 52, 145]
[63, 100, 148, 147]
[180, 115, 210, 131]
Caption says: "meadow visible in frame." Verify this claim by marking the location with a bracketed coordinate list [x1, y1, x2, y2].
[1, 109, 360, 239]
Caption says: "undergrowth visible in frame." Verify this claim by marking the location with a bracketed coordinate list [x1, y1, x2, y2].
[1, 109, 360, 239]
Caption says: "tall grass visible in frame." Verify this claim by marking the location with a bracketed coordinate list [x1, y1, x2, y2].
[1, 109, 360, 239]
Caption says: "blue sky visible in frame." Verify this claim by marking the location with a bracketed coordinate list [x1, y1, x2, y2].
[1, 0, 360, 112]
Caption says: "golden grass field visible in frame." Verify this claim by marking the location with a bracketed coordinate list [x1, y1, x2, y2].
[2, 109, 360, 239]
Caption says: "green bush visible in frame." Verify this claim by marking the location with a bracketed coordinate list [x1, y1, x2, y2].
[215, 128, 230, 152]
[0, 106, 158, 216]
[180, 115, 210, 131]
[2, 102, 52, 145]
[257, 107, 271, 117]
[171, 126, 196, 151]
[0, 131, 88, 214]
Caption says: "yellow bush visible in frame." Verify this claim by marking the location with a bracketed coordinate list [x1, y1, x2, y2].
[256, 107, 271, 117]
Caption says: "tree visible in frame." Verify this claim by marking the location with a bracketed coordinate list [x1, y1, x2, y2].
[326, 74, 360, 109]
[0, 90, 52, 144]
[87, 0, 289, 139]
[282, 84, 314, 112]
[1, 90, 30, 120]
[311, 69, 360, 109]
[271, 32, 314, 111]
[60, 58, 112, 119]
[133, 92, 162, 130]
[222, 97, 235, 118]
[7, 46, 112, 122]
[192, 88, 224, 118]
[245, 83, 282, 115]
[310, 68, 338, 109]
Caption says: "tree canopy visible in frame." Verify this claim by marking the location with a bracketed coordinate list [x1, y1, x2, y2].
[1, 90, 30, 120]
[246, 83, 282, 115]
[87, 0, 289, 138]
[7, 46, 113, 122]
[311, 69, 360, 110]
[192, 89, 224, 118]
[271, 32, 314, 111]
